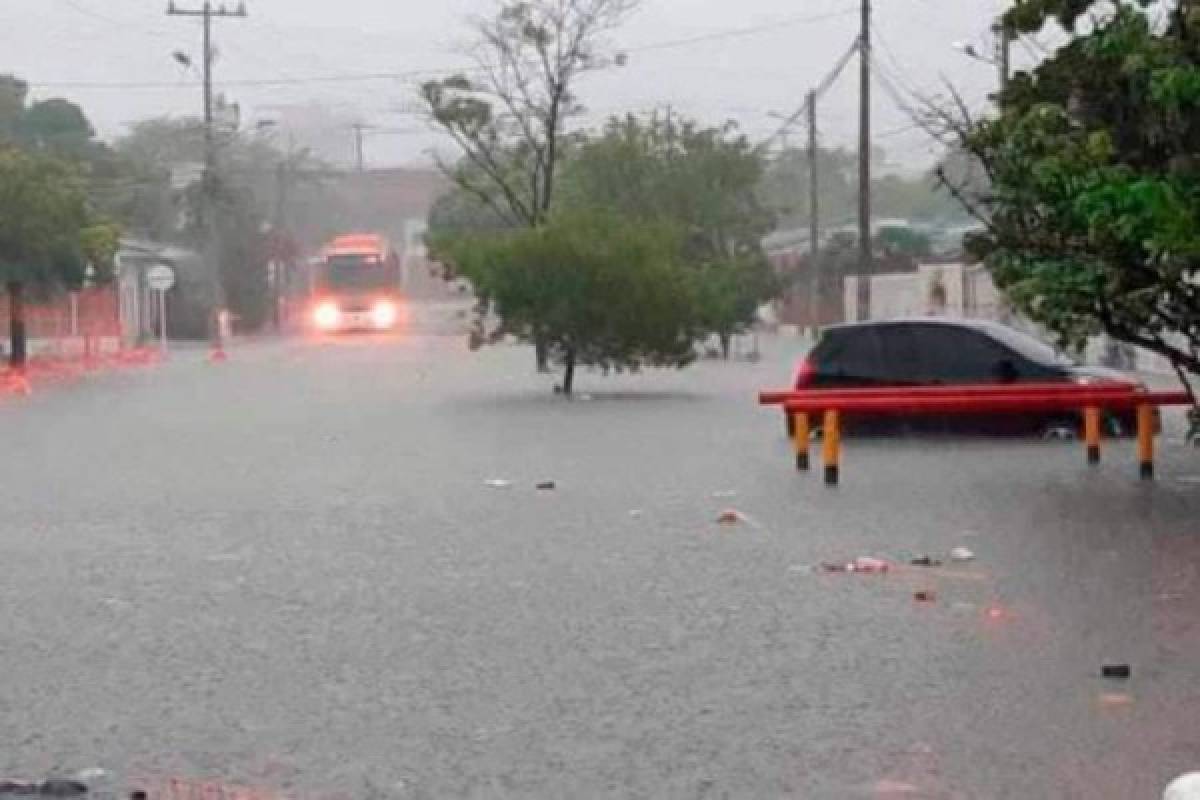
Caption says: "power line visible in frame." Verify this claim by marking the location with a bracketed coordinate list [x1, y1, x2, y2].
[57, 0, 173, 36]
[631, 7, 859, 53]
[27, 5, 862, 91]
[758, 37, 860, 152]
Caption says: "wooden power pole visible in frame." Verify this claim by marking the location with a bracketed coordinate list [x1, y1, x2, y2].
[856, 0, 872, 322]
[167, 1, 247, 353]
[806, 89, 820, 332]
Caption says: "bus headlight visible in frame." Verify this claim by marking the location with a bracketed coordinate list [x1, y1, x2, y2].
[313, 301, 339, 330]
[371, 300, 398, 329]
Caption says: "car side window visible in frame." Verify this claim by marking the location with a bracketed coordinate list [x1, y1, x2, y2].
[880, 325, 922, 383]
[913, 325, 1014, 383]
[821, 328, 886, 384]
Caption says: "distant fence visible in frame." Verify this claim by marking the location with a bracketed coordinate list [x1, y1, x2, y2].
[0, 287, 121, 357]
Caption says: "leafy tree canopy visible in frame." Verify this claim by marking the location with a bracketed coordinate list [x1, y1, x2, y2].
[0, 146, 95, 289]
[443, 209, 700, 393]
[958, 0, 1200, 380]
[559, 113, 778, 350]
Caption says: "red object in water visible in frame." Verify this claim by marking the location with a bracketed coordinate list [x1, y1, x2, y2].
[778, 388, 1190, 415]
[759, 381, 1149, 407]
[208, 348, 228, 363]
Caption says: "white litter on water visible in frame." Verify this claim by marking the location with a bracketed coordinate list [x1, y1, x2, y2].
[628, 509, 644, 518]
[711, 490, 739, 499]
[1163, 773, 1200, 800]
[949, 546, 976, 562]
[484, 479, 513, 489]
[75, 768, 110, 783]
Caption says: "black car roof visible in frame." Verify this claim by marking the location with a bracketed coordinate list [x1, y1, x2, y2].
[816, 317, 1076, 368]
[821, 317, 1003, 336]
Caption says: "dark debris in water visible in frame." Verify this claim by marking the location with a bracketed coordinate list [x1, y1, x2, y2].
[0, 780, 88, 797]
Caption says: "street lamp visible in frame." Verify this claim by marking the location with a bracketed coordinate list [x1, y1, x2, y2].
[951, 24, 1010, 92]
[952, 41, 994, 63]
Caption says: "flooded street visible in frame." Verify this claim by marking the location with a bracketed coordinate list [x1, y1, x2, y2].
[1, 314, 1198, 798]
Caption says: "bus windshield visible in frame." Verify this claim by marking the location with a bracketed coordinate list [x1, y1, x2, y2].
[324, 254, 391, 290]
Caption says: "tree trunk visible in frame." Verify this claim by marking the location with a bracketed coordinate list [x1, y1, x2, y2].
[719, 332, 731, 360]
[8, 281, 26, 370]
[535, 332, 550, 373]
[562, 346, 576, 396]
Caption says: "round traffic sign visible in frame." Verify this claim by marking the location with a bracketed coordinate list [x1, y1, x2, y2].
[146, 264, 176, 291]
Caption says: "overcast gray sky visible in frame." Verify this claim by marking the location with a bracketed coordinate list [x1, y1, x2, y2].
[3, 0, 1040, 171]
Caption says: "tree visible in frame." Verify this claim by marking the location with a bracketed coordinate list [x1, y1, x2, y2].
[877, 224, 932, 259]
[560, 113, 778, 356]
[949, 1, 1200, 392]
[420, 0, 637, 369]
[18, 98, 97, 159]
[761, 143, 967, 229]
[105, 115, 297, 331]
[0, 75, 28, 142]
[442, 209, 698, 394]
[0, 146, 99, 367]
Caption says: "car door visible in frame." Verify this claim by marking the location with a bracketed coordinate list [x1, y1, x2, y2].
[878, 323, 923, 385]
[909, 323, 1032, 433]
[911, 323, 1014, 384]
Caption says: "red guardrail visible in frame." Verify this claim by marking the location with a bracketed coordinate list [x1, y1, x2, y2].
[758, 381, 1140, 406]
[759, 384, 1193, 485]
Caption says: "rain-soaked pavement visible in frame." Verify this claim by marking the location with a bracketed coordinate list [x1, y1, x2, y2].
[2, 302, 1199, 799]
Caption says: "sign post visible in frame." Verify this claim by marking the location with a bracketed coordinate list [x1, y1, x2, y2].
[146, 264, 176, 355]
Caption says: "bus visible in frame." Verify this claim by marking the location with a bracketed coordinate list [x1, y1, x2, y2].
[309, 233, 404, 332]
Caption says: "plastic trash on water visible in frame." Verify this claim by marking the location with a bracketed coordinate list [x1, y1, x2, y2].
[716, 508, 743, 525]
[535, 480, 556, 490]
[484, 479, 512, 489]
[822, 556, 890, 574]
[909, 556, 943, 567]
[1101, 663, 1131, 679]
[74, 768, 109, 784]
[711, 490, 738, 499]
[1164, 773, 1200, 800]
[913, 590, 937, 603]
[628, 509, 643, 518]
[949, 546, 975, 562]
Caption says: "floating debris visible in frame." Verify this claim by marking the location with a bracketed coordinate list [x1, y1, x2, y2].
[949, 546, 976, 563]
[1101, 663, 1132, 679]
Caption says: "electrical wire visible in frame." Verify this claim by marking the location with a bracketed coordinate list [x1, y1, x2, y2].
[29, 4, 861, 91]
[758, 36, 860, 152]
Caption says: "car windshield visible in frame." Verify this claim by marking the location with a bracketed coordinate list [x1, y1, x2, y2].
[7, 2, 1199, 799]
[324, 254, 389, 290]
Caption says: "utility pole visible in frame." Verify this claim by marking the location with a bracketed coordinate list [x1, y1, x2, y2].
[352, 123, 368, 172]
[167, 0, 247, 355]
[806, 89, 820, 333]
[856, 0, 872, 322]
[995, 22, 1011, 93]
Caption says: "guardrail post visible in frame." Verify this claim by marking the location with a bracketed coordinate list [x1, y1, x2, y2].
[822, 409, 841, 485]
[1137, 404, 1154, 479]
[1084, 406, 1101, 465]
[792, 412, 810, 471]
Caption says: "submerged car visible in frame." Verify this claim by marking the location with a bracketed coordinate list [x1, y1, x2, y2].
[789, 318, 1142, 437]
